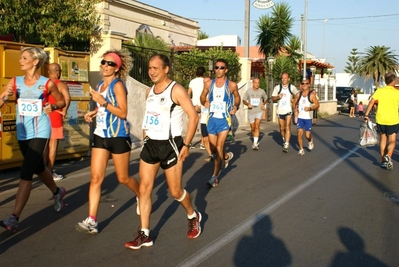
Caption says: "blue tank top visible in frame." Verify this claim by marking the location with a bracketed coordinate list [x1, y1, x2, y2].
[15, 76, 51, 140]
[94, 78, 130, 138]
[208, 79, 232, 119]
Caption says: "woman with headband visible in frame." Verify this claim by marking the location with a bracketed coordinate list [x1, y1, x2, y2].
[76, 49, 140, 234]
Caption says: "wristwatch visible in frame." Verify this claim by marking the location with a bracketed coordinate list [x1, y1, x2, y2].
[101, 102, 109, 108]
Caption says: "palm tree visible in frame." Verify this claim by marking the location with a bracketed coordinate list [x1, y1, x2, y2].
[255, 2, 294, 57]
[358, 46, 398, 87]
[198, 30, 209, 40]
[132, 33, 169, 52]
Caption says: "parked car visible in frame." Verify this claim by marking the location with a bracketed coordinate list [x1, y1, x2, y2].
[336, 86, 354, 113]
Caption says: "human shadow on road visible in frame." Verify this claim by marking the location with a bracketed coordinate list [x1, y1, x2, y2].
[150, 140, 247, 241]
[329, 227, 389, 267]
[148, 152, 202, 241]
[268, 129, 283, 147]
[234, 215, 291, 267]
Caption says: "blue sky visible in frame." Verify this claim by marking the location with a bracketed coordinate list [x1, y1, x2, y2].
[141, 0, 399, 73]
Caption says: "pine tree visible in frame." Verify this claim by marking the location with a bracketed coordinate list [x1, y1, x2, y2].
[344, 48, 360, 74]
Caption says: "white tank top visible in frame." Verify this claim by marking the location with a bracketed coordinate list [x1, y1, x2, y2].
[142, 81, 184, 140]
[298, 93, 313, 119]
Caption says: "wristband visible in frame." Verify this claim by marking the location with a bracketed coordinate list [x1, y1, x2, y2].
[183, 143, 190, 148]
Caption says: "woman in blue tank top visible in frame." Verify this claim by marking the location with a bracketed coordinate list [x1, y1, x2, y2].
[75, 49, 140, 234]
[0, 47, 66, 232]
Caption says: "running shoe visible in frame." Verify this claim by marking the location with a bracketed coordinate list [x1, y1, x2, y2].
[53, 187, 66, 212]
[0, 215, 18, 232]
[189, 143, 195, 149]
[125, 230, 153, 250]
[384, 154, 393, 170]
[204, 155, 213, 162]
[308, 139, 314, 150]
[380, 161, 388, 168]
[187, 211, 202, 239]
[76, 217, 98, 234]
[200, 144, 206, 150]
[226, 134, 234, 141]
[298, 149, 305, 156]
[282, 142, 289, 153]
[224, 152, 234, 169]
[252, 143, 259, 150]
[207, 176, 219, 187]
[52, 172, 64, 181]
[136, 197, 140, 215]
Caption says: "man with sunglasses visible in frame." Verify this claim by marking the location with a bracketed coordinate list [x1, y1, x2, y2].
[294, 78, 319, 156]
[272, 73, 299, 153]
[200, 59, 241, 187]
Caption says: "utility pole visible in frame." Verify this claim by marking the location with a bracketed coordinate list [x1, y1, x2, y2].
[302, 0, 308, 80]
[244, 0, 250, 58]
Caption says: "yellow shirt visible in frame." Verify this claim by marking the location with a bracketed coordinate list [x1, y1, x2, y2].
[372, 85, 399, 125]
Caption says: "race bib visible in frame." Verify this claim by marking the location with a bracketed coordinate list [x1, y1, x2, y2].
[144, 111, 163, 131]
[210, 101, 226, 113]
[96, 107, 107, 130]
[18, 99, 42, 116]
[201, 106, 209, 114]
[250, 98, 260, 106]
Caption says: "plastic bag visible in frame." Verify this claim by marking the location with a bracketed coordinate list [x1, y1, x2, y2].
[359, 121, 379, 147]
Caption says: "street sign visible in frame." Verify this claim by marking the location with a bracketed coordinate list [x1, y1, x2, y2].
[252, 0, 274, 9]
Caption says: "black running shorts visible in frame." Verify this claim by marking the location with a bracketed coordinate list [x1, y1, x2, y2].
[140, 136, 184, 170]
[92, 135, 132, 154]
[18, 138, 48, 181]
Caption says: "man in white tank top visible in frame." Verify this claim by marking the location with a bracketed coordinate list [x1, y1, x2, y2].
[294, 78, 319, 156]
[125, 54, 202, 250]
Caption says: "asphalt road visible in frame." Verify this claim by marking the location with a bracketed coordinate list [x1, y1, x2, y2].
[1, 113, 398, 267]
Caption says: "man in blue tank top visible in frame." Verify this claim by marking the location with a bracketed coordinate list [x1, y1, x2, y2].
[200, 59, 241, 187]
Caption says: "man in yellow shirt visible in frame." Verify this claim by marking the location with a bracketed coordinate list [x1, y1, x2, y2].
[364, 72, 399, 170]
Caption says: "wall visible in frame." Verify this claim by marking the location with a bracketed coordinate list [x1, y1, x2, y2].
[125, 76, 248, 148]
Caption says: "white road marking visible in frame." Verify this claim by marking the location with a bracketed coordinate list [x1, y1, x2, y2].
[177, 146, 360, 267]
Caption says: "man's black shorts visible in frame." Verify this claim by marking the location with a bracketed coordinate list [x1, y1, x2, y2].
[140, 136, 184, 169]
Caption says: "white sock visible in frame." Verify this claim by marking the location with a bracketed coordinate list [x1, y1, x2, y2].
[187, 212, 197, 219]
[253, 137, 259, 144]
[141, 228, 150, 236]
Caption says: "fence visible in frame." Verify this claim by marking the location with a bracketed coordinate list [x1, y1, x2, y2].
[122, 44, 241, 89]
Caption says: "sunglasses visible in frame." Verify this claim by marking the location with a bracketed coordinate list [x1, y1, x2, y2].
[301, 82, 309, 85]
[214, 66, 226, 70]
[101, 59, 117, 67]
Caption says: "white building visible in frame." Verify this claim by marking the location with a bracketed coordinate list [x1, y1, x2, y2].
[335, 73, 375, 94]
[196, 35, 241, 47]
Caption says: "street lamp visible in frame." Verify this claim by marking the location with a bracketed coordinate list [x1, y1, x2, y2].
[267, 56, 275, 121]
[310, 66, 316, 85]
[208, 58, 214, 77]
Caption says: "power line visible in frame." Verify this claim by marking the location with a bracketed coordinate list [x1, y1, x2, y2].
[190, 13, 399, 22]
